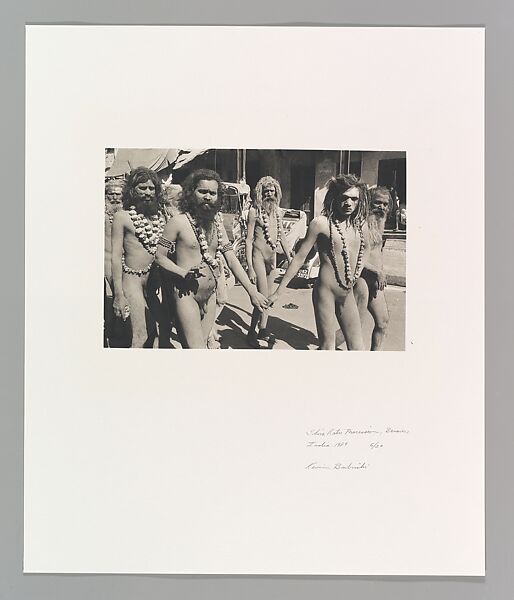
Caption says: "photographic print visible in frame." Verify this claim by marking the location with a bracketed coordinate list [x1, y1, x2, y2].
[104, 148, 406, 350]
[25, 26, 483, 576]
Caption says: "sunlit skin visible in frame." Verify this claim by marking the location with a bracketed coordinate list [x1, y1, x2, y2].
[268, 186, 368, 350]
[134, 180, 156, 199]
[155, 178, 268, 349]
[354, 190, 391, 350]
[111, 177, 161, 348]
[245, 180, 292, 346]
[104, 185, 124, 283]
[104, 183, 124, 346]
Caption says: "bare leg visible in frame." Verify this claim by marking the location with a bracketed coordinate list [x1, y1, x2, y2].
[354, 277, 370, 326]
[312, 284, 336, 350]
[173, 293, 205, 349]
[208, 302, 225, 347]
[201, 293, 218, 347]
[253, 254, 270, 330]
[247, 252, 271, 347]
[367, 289, 389, 351]
[123, 274, 149, 348]
[262, 267, 276, 330]
[335, 290, 365, 351]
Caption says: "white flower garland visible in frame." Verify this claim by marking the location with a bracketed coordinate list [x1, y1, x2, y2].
[186, 212, 223, 269]
[128, 206, 165, 255]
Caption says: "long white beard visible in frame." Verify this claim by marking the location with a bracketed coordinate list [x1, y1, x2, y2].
[262, 198, 277, 214]
[367, 212, 386, 246]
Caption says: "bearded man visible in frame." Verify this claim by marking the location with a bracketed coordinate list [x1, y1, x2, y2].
[245, 176, 292, 348]
[111, 167, 166, 348]
[354, 186, 392, 350]
[155, 169, 268, 349]
[104, 179, 126, 347]
[104, 180, 124, 286]
[269, 174, 369, 351]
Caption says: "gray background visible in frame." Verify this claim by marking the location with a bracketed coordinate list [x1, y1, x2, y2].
[1, 1, 511, 598]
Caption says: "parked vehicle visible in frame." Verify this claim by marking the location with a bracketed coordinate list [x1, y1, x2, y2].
[294, 240, 320, 286]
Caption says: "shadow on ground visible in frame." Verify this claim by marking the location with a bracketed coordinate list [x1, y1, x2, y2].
[217, 303, 318, 350]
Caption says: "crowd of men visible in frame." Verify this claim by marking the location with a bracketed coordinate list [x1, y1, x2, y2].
[104, 166, 394, 350]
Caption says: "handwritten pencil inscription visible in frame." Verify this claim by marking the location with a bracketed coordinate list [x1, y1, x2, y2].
[304, 426, 410, 472]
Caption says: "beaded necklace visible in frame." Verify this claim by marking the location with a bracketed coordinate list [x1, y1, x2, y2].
[128, 206, 165, 255]
[328, 217, 365, 289]
[186, 212, 223, 269]
[259, 206, 281, 251]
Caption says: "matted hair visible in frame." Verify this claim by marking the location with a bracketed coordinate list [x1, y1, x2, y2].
[322, 174, 368, 225]
[254, 176, 282, 208]
[370, 186, 393, 214]
[177, 169, 225, 215]
[122, 167, 163, 209]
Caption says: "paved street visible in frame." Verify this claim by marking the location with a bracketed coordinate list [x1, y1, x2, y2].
[216, 277, 405, 350]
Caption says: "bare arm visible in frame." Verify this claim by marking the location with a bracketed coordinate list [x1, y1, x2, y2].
[111, 212, 125, 298]
[271, 218, 322, 298]
[279, 237, 293, 263]
[360, 223, 386, 289]
[221, 222, 267, 311]
[278, 212, 292, 261]
[155, 218, 188, 279]
[111, 212, 130, 319]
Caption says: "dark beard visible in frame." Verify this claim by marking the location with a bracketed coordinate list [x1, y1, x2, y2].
[191, 198, 221, 226]
[134, 197, 159, 217]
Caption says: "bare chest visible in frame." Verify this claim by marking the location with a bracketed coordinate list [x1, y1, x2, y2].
[181, 223, 220, 256]
[319, 223, 362, 255]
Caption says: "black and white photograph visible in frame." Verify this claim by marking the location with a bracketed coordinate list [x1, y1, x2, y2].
[104, 148, 406, 350]
[24, 25, 484, 578]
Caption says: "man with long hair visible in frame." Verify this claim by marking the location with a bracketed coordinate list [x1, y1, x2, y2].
[268, 174, 369, 350]
[104, 179, 124, 291]
[155, 169, 268, 349]
[111, 167, 166, 347]
[354, 186, 392, 350]
[245, 176, 291, 348]
[104, 179, 126, 346]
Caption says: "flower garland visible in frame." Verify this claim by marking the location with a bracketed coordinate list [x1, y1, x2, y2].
[121, 255, 153, 277]
[186, 212, 223, 269]
[128, 206, 165, 255]
[259, 207, 281, 251]
[329, 218, 365, 289]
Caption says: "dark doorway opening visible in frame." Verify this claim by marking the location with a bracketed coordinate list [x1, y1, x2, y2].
[378, 157, 406, 230]
[290, 161, 315, 220]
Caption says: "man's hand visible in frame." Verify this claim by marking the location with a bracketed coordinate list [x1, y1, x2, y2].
[113, 295, 130, 320]
[247, 267, 257, 284]
[376, 270, 387, 291]
[267, 290, 279, 308]
[250, 289, 268, 312]
[177, 267, 204, 297]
